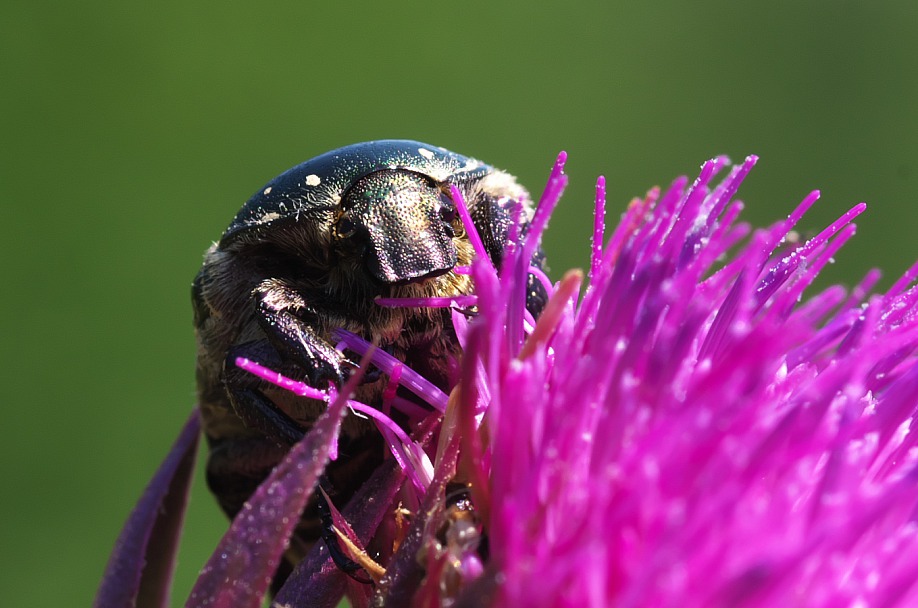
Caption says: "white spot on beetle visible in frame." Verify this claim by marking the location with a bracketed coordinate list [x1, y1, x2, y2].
[305, 174, 321, 186]
[263, 187, 272, 195]
[258, 212, 282, 223]
[418, 147, 435, 160]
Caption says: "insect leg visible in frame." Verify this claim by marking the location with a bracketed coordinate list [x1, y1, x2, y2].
[223, 340, 308, 447]
[252, 279, 351, 387]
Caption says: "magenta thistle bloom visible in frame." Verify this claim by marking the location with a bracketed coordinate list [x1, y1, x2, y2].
[97, 153, 918, 607]
[477, 155, 918, 607]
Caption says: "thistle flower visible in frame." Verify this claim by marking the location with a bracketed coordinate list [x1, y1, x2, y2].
[97, 153, 918, 608]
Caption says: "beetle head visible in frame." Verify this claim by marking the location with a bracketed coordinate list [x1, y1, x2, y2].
[335, 170, 461, 285]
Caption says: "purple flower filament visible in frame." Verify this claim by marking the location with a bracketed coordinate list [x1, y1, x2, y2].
[234, 355, 432, 491]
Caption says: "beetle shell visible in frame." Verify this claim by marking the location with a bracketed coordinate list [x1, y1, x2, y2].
[222, 141, 490, 243]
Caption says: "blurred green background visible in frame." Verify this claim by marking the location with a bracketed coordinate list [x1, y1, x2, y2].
[2, 1, 917, 605]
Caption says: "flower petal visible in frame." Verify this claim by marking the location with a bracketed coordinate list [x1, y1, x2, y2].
[94, 409, 200, 608]
[373, 433, 461, 606]
[274, 459, 406, 608]
[185, 387, 349, 608]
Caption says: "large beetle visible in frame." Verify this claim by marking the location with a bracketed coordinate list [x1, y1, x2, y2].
[193, 140, 546, 573]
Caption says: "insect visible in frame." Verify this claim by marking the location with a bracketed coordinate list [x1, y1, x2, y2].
[193, 140, 547, 575]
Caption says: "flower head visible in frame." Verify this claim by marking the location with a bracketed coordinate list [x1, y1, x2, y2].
[97, 153, 918, 607]
[478, 155, 918, 607]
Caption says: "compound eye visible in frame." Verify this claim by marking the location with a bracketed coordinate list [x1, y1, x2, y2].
[439, 193, 465, 238]
[335, 214, 357, 239]
[439, 194, 457, 224]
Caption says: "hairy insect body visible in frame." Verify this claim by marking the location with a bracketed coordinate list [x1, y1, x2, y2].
[194, 140, 545, 566]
